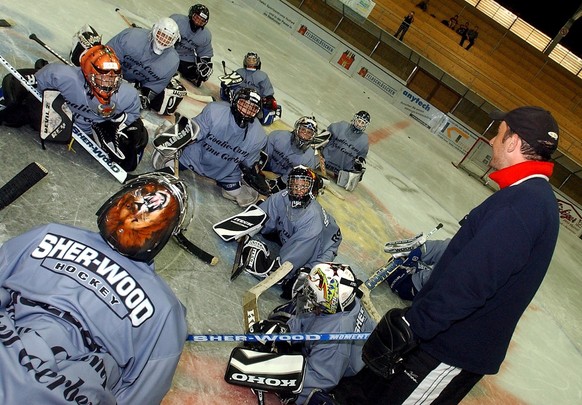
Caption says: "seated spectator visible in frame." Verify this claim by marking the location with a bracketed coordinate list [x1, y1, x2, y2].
[461, 25, 479, 50]
[448, 14, 459, 30]
[456, 21, 469, 36]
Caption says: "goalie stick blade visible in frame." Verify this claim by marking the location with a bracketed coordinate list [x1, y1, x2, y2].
[358, 284, 381, 323]
[174, 232, 218, 265]
[242, 261, 293, 332]
[230, 235, 250, 281]
[0, 162, 48, 210]
[0, 19, 12, 27]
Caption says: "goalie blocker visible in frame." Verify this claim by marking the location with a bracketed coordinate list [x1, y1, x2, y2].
[225, 347, 306, 395]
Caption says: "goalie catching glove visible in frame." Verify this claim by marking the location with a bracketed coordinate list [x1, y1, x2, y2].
[245, 319, 294, 354]
[362, 307, 418, 378]
[91, 114, 148, 172]
[70, 24, 103, 66]
[238, 239, 281, 279]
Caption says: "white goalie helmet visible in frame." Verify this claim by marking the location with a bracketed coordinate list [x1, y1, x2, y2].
[300, 263, 359, 314]
[151, 18, 180, 55]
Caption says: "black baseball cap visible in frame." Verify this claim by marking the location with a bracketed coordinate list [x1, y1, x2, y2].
[490, 106, 559, 158]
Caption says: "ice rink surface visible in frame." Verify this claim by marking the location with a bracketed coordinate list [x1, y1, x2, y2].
[1, 0, 581, 403]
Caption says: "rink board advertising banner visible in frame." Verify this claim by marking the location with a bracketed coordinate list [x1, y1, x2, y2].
[247, 0, 301, 32]
[435, 116, 481, 155]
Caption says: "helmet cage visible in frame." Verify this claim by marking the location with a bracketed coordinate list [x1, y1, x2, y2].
[292, 116, 317, 151]
[96, 173, 192, 262]
[287, 166, 316, 209]
[231, 87, 262, 127]
[80, 45, 122, 105]
[351, 111, 370, 133]
[243, 52, 261, 70]
[152, 18, 180, 55]
[189, 4, 210, 28]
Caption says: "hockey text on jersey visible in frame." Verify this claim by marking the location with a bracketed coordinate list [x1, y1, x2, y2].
[31, 233, 154, 326]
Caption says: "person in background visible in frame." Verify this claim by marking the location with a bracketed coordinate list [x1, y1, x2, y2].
[394, 11, 415, 41]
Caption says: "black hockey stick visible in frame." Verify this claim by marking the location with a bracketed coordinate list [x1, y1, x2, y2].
[29, 33, 72, 65]
[174, 232, 218, 266]
[0, 162, 48, 210]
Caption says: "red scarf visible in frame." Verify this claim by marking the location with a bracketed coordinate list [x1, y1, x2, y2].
[489, 161, 554, 189]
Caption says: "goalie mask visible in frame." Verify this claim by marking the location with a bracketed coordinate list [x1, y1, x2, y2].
[292, 116, 317, 151]
[151, 18, 181, 55]
[189, 4, 210, 31]
[287, 165, 317, 209]
[243, 52, 261, 70]
[80, 45, 122, 105]
[231, 87, 262, 128]
[96, 173, 192, 263]
[351, 110, 370, 134]
[299, 263, 359, 314]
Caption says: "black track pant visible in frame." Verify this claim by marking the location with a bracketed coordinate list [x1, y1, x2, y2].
[332, 349, 483, 404]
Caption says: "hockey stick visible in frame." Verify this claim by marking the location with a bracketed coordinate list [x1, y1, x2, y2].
[115, 8, 137, 27]
[174, 232, 218, 265]
[242, 261, 293, 332]
[0, 54, 132, 183]
[0, 162, 48, 210]
[231, 234, 250, 281]
[187, 331, 370, 342]
[364, 223, 443, 290]
[29, 33, 71, 65]
[164, 121, 218, 266]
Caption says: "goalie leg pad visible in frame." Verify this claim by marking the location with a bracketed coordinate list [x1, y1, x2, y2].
[153, 115, 199, 153]
[362, 308, 417, 379]
[150, 79, 187, 115]
[240, 239, 277, 278]
[337, 170, 363, 191]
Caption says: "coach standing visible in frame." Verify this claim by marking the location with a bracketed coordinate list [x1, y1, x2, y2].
[332, 106, 560, 404]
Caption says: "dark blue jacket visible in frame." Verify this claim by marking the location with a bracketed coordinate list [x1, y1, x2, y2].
[406, 176, 559, 374]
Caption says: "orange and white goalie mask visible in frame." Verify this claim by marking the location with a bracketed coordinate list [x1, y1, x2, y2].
[97, 173, 191, 262]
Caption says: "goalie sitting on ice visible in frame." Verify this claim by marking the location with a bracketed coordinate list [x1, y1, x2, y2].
[0, 45, 146, 172]
[70, 18, 186, 116]
[242, 263, 376, 405]
[317, 111, 370, 191]
[236, 166, 342, 298]
[243, 115, 318, 196]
